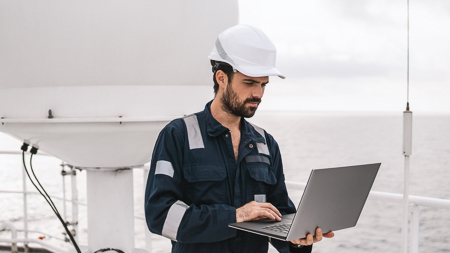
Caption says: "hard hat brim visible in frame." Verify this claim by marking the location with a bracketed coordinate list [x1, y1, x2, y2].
[237, 65, 285, 79]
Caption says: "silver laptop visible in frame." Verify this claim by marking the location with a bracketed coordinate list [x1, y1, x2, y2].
[229, 163, 380, 241]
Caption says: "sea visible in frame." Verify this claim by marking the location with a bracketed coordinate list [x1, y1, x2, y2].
[1, 112, 449, 253]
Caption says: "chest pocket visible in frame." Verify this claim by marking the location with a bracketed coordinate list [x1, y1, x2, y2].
[246, 158, 277, 197]
[183, 164, 227, 205]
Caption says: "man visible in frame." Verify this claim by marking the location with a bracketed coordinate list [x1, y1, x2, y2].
[145, 24, 334, 253]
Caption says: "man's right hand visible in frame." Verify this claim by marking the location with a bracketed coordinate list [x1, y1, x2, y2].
[236, 201, 282, 222]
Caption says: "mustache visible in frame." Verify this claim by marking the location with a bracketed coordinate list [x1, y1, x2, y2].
[244, 97, 261, 104]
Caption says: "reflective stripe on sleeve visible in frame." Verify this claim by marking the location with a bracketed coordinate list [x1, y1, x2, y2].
[155, 160, 174, 178]
[162, 200, 189, 241]
[183, 114, 205, 150]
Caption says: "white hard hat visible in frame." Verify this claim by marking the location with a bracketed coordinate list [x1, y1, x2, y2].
[208, 24, 285, 79]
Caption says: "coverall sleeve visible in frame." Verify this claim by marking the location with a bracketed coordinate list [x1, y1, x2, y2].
[265, 135, 313, 253]
[144, 122, 237, 244]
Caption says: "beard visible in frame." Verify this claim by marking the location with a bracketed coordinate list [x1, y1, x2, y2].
[221, 84, 261, 118]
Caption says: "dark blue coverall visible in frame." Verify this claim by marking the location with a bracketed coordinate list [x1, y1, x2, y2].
[145, 101, 312, 253]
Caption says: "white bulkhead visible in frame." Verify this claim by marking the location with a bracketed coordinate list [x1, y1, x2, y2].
[0, 0, 238, 167]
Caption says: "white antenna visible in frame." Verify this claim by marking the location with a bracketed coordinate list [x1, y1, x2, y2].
[406, 0, 411, 111]
[401, 0, 413, 252]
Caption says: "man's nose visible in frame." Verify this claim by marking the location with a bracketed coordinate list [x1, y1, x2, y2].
[252, 85, 264, 98]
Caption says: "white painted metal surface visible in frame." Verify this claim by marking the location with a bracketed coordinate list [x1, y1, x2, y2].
[409, 204, 419, 253]
[0, 1, 238, 90]
[86, 169, 135, 253]
[0, 120, 168, 168]
[403, 112, 413, 156]
[0, 222, 18, 253]
[1, 2, 238, 251]
[0, 0, 238, 167]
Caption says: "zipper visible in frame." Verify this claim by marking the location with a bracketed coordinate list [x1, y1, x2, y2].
[219, 131, 234, 207]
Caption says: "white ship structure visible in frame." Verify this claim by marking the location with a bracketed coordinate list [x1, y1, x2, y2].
[0, 1, 237, 252]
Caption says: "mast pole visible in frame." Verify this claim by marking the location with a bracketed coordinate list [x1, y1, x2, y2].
[401, 0, 412, 252]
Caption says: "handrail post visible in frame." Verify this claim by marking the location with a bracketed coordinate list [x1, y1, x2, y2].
[61, 162, 68, 223]
[143, 167, 152, 253]
[22, 156, 29, 253]
[0, 222, 18, 253]
[70, 166, 79, 242]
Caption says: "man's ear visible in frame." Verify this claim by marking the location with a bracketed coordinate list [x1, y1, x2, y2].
[215, 70, 228, 89]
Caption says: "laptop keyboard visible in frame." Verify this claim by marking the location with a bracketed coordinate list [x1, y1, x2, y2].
[261, 223, 291, 234]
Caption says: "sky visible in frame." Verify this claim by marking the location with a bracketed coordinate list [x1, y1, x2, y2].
[238, 0, 450, 113]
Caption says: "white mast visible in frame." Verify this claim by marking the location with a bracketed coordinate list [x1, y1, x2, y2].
[401, 0, 413, 252]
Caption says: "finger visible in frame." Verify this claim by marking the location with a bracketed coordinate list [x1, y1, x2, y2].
[258, 208, 281, 221]
[295, 236, 312, 246]
[290, 239, 301, 245]
[295, 238, 308, 246]
[266, 208, 282, 221]
[314, 228, 323, 242]
[252, 206, 278, 220]
[323, 231, 335, 238]
[295, 238, 310, 246]
[306, 234, 313, 245]
[258, 203, 282, 217]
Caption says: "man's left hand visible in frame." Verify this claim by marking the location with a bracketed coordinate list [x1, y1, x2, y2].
[290, 228, 335, 247]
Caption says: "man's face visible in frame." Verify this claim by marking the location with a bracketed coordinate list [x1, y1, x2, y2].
[221, 72, 268, 118]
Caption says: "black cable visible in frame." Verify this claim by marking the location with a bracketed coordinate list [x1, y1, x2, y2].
[23, 144, 126, 253]
[21, 151, 58, 215]
[21, 148, 82, 253]
[30, 153, 59, 214]
[93, 248, 125, 253]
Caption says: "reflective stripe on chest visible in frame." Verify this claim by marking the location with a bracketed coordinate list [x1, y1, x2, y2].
[183, 114, 205, 150]
[249, 123, 270, 156]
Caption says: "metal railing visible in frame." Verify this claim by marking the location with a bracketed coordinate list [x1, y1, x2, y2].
[0, 150, 80, 253]
[2, 150, 450, 253]
[0, 151, 150, 253]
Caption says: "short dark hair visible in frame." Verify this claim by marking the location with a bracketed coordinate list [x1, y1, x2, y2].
[211, 60, 235, 95]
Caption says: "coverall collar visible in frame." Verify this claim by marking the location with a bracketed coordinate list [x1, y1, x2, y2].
[204, 101, 266, 144]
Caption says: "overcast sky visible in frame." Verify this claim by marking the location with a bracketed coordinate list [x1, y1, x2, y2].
[238, 0, 450, 113]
